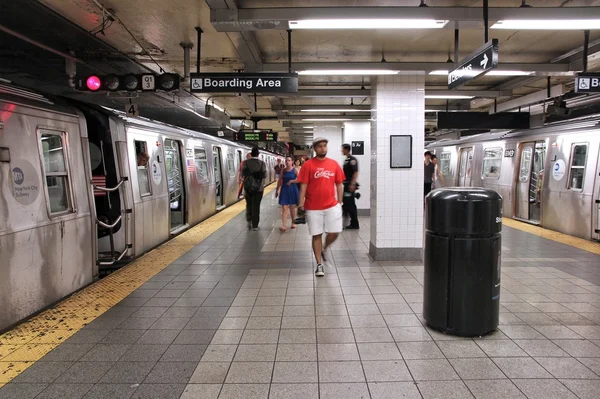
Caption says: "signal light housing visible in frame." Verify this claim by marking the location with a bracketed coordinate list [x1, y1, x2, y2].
[75, 73, 180, 92]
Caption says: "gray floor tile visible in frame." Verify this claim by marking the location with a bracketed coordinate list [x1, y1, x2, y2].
[405, 359, 459, 381]
[368, 381, 421, 399]
[201, 345, 237, 362]
[11, 361, 73, 383]
[225, 361, 273, 383]
[449, 358, 506, 380]
[116, 317, 159, 330]
[476, 340, 528, 357]
[173, 329, 216, 345]
[39, 344, 94, 362]
[278, 329, 316, 344]
[269, 383, 319, 399]
[0, 383, 47, 399]
[465, 379, 526, 399]
[100, 361, 156, 383]
[240, 329, 280, 344]
[492, 357, 553, 379]
[100, 329, 146, 344]
[578, 357, 600, 375]
[319, 361, 365, 383]
[80, 344, 131, 362]
[513, 339, 569, 357]
[390, 326, 432, 342]
[397, 342, 444, 360]
[56, 362, 113, 383]
[218, 317, 248, 330]
[357, 342, 402, 360]
[218, 383, 269, 399]
[210, 329, 243, 345]
[362, 360, 412, 382]
[417, 380, 474, 399]
[150, 317, 191, 330]
[179, 384, 222, 399]
[553, 339, 600, 357]
[317, 329, 356, 344]
[534, 357, 599, 379]
[560, 378, 600, 399]
[246, 316, 281, 329]
[34, 383, 93, 399]
[252, 306, 284, 317]
[317, 316, 352, 329]
[233, 344, 276, 361]
[136, 329, 180, 345]
[119, 344, 169, 362]
[130, 383, 186, 399]
[353, 328, 394, 343]
[276, 343, 317, 361]
[438, 341, 486, 358]
[512, 379, 578, 399]
[318, 343, 360, 361]
[160, 344, 207, 362]
[143, 361, 197, 383]
[82, 383, 136, 399]
[63, 330, 110, 344]
[272, 362, 318, 383]
[189, 362, 230, 383]
[319, 382, 370, 399]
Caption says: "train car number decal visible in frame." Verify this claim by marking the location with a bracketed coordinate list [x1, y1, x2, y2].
[504, 149, 515, 157]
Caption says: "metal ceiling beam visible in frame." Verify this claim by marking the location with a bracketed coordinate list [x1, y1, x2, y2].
[273, 104, 371, 111]
[211, 7, 600, 32]
[491, 84, 565, 114]
[280, 114, 371, 120]
[261, 62, 570, 73]
[427, 90, 511, 98]
[283, 89, 371, 97]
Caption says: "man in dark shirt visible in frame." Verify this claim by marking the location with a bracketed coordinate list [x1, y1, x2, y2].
[424, 151, 435, 196]
[341, 144, 359, 229]
[242, 147, 267, 231]
[274, 159, 283, 181]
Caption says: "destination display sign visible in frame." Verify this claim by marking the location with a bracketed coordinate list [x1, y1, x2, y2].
[448, 39, 499, 90]
[575, 72, 600, 93]
[237, 130, 278, 142]
[190, 73, 298, 93]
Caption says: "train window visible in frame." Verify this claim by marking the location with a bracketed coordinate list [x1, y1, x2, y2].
[134, 140, 151, 196]
[482, 148, 503, 179]
[227, 153, 235, 178]
[439, 152, 451, 175]
[519, 147, 532, 182]
[568, 143, 588, 191]
[194, 148, 209, 182]
[39, 132, 72, 214]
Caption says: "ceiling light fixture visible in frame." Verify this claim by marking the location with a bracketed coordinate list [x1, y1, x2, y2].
[491, 19, 600, 30]
[424, 95, 474, 99]
[303, 126, 314, 129]
[429, 70, 532, 76]
[289, 19, 448, 30]
[300, 109, 369, 112]
[302, 118, 352, 121]
[298, 70, 397, 76]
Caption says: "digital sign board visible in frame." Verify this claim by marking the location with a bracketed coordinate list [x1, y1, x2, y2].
[237, 130, 278, 142]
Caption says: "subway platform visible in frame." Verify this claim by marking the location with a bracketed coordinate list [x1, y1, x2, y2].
[1, 191, 600, 399]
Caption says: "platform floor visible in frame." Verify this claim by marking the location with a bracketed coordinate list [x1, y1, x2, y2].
[1, 192, 600, 399]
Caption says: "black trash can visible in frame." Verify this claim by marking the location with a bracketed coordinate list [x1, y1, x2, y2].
[423, 188, 502, 337]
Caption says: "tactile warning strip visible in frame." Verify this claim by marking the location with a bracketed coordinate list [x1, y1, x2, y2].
[0, 185, 275, 386]
[503, 217, 600, 255]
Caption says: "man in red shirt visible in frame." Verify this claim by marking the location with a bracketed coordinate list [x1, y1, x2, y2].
[297, 137, 345, 276]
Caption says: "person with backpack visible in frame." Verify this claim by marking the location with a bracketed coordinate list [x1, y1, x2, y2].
[242, 147, 267, 231]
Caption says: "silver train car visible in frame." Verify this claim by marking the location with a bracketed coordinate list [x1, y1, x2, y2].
[426, 116, 600, 241]
[0, 83, 283, 331]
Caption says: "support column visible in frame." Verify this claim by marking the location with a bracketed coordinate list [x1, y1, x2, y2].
[369, 73, 425, 261]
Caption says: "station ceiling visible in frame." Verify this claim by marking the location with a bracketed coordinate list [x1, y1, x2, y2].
[3, 0, 600, 144]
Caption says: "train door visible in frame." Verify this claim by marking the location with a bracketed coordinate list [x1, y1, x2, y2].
[213, 146, 224, 209]
[594, 149, 600, 240]
[457, 147, 473, 186]
[164, 138, 186, 232]
[515, 141, 545, 222]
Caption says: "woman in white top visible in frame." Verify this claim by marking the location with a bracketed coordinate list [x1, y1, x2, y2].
[431, 155, 445, 189]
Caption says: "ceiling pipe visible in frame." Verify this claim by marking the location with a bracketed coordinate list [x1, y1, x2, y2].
[195, 27, 203, 74]
[180, 42, 194, 80]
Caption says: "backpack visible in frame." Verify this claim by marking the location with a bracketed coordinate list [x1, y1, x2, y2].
[244, 173, 261, 194]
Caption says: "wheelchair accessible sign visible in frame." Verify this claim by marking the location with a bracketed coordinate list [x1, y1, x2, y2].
[190, 73, 298, 93]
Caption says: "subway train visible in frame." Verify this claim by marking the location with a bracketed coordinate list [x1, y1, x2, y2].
[0, 82, 283, 331]
[426, 116, 600, 242]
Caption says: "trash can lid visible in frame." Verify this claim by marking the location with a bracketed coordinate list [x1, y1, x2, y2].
[428, 187, 502, 202]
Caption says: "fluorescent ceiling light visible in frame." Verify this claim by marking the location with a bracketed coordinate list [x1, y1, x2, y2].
[425, 95, 473, 99]
[289, 19, 448, 30]
[300, 109, 369, 112]
[491, 19, 600, 30]
[298, 69, 397, 75]
[302, 118, 352, 121]
[429, 70, 532, 77]
[303, 126, 314, 129]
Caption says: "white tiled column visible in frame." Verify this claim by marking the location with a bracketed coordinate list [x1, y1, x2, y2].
[343, 121, 371, 213]
[370, 73, 425, 261]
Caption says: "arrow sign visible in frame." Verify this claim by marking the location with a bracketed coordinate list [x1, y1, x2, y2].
[448, 39, 498, 90]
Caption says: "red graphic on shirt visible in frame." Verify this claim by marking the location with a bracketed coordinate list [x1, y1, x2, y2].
[298, 158, 344, 210]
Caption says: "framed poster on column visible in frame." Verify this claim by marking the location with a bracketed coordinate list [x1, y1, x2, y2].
[390, 135, 412, 168]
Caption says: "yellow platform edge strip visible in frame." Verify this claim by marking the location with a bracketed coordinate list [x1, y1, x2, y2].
[503, 217, 600, 256]
[0, 186, 275, 384]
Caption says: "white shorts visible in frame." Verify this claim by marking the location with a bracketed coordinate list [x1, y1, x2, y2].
[306, 203, 343, 236]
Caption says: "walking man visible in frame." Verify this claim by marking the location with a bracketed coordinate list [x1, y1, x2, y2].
[242, 147, 267, 231]
[297, 137, 344, 277]
[424, 151, 435, 196]
[341, 143, 359, 230]
[274, 158, 283, 181]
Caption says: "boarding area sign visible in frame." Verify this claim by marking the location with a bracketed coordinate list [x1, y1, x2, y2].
[575, 72, 600, 93]
[448, 39, 499, 90]
[190, 73, 298, 93]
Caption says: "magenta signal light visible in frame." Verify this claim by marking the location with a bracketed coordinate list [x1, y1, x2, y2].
[86, 76, 102, 91]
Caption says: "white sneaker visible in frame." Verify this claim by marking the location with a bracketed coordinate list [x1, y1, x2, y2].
[315, 264, 325, 277]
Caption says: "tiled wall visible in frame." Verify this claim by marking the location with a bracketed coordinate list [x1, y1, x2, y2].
[343, 121, 371, 211]
[370, 73, 425, 261]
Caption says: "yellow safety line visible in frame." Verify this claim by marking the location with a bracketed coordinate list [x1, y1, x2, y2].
[503, 217, 600, 256]
[0, 185, 275, 385]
